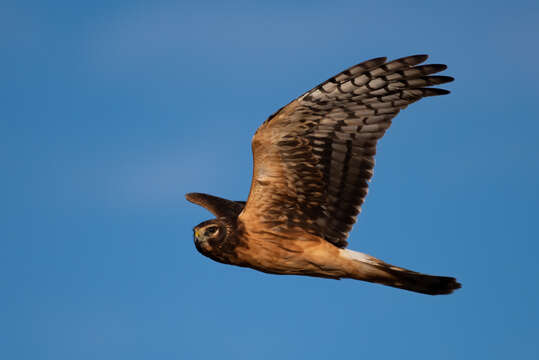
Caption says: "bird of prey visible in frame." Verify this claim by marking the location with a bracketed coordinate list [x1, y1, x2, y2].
[186, 54, 461, 295]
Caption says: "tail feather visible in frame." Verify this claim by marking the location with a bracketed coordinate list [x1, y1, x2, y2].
[340, 249, 461, 295]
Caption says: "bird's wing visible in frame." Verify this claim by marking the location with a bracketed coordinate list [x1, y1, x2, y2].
[186, 192, 245, 218]
[238, 55, 453, 248]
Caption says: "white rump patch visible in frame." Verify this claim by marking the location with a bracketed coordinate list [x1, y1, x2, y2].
[340, 249, 378, 266]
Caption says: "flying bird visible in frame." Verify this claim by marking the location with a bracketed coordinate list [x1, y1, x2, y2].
[186, 55, 461, 295]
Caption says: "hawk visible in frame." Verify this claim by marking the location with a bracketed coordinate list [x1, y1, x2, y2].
[186, 55, 461, 295]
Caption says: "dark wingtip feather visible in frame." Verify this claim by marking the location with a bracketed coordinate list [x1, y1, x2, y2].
[185, 192, 203, 203]
[424, 63, 448, 72]
[421, 88, 451, 96]
[400, 54, 429, 65]
[186, 192, 245, 218]
[428, 75, 454, 85]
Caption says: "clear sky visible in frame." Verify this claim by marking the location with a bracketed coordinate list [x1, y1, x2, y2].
[2, 0, 539, 359]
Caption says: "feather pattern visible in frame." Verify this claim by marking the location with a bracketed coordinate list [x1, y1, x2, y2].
[239, 55, 453, 248]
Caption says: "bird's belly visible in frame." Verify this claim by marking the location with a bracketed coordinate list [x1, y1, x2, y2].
[234, 237, 347, 279]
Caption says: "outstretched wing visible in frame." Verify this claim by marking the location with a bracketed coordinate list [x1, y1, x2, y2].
[238, 55, 453, 248]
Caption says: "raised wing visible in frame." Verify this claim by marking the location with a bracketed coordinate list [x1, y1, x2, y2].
[239, 55, 453, 248]
[186, 192, 246, 218]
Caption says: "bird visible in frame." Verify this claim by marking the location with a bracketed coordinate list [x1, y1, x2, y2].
[186, 54, 461, 295]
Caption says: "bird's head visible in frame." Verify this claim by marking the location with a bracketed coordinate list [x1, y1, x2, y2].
[186, 193, 246, 265]
[193, 218, 232, 261]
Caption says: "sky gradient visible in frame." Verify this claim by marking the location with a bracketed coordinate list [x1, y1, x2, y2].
[2, 0, 539, 359]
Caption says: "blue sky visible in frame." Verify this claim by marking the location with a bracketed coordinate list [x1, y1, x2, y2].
[2, 0, 539, 359]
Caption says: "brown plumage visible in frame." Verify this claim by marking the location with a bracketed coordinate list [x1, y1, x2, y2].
[187, 55, 461, 295]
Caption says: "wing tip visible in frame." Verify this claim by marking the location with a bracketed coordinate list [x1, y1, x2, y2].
[185, 192, 201, 203]
[422, 87, 451, 97]
[430, 63, 448, 72]
[392, 54, 429, 66]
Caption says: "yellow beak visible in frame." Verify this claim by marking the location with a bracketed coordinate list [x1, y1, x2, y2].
[194, 229, 200, 238]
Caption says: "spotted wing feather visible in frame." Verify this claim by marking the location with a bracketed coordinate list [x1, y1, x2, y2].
[239, 55, 453, 248]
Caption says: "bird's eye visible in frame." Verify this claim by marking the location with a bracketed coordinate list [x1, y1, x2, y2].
[206, 226, 218, 235]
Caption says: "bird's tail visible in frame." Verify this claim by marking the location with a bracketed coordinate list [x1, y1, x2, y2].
[339, 249, 461, 295]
